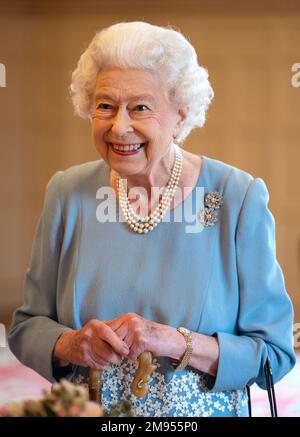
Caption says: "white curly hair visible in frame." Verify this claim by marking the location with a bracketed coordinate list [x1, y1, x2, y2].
[70, 21, 214, 144]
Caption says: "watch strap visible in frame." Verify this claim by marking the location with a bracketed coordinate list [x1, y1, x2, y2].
[173, 327, 193, 371]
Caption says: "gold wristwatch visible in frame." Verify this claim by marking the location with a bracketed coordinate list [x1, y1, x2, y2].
[173, 327, 193, 371]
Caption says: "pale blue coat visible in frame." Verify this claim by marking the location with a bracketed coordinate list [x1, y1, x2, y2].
[8, 156, 296, 409]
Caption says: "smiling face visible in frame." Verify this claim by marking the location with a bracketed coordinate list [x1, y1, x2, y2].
[91, 68, 186, 180]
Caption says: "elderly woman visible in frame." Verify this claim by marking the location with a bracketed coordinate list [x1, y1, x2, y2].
[9, 22, 295, 417]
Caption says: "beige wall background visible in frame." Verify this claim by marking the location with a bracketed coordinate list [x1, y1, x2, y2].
[0, 0, 299, 326]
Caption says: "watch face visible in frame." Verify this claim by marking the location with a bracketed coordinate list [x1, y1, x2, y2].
[178, 327, 190, 334]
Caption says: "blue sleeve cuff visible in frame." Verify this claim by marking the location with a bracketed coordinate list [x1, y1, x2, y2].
[211, 331, 267, 392]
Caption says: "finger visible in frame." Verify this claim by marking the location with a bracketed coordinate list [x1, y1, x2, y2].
[129, 346, 148, 361]
[104, 313, 140, 330]
[103, 317, 120, 326]
[91, 358, 109, 368]
[92, 341, 123, 365]
[94, 322, 129, 356]
[126, 330, 148, 360]
[104, 317, 126, 332]
[87, 358, 109, 370]
[114, 324, 129, 341]
[82, 348, 109, 370]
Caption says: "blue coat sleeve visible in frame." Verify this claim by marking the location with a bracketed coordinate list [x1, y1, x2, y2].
[8, 171, 73, 383]
[212, 178, 296, 391]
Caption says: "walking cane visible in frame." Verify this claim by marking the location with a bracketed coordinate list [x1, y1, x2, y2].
[88, 368, 103, 403]
[88, 351, 157, 402]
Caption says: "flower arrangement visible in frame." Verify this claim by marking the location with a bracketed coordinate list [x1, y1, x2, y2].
[0, 379, 134, 417]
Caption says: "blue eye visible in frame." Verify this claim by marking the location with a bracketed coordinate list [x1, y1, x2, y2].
[134, 105, 148, 111]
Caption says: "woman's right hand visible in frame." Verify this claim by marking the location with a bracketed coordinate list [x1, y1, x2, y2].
[53, 319, 130, 370]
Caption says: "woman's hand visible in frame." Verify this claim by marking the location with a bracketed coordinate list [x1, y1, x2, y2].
[53, 319, 130, 370]
[105, 313, 186, 361]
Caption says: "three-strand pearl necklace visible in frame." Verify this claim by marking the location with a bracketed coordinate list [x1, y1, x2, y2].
[116, 146, 183, 234]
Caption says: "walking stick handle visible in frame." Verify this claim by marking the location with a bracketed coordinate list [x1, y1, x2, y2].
[131, 351, 157, 397]
[88, 352, 157, 402]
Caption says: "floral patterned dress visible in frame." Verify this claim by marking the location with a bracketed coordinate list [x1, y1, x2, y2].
[71, 358, 249, 417]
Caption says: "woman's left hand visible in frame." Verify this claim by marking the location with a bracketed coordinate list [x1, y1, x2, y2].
[105, 313, 185, 361]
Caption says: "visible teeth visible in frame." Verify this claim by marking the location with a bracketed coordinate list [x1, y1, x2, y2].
[111, 143, 144, 151]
